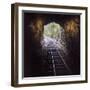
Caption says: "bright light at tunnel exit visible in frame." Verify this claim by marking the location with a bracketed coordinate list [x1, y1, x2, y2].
[41, 22, 67, 53]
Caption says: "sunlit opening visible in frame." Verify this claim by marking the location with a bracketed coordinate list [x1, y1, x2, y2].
[41, 22, 67, 54]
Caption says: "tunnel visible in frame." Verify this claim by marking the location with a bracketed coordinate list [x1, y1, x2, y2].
[23, 12, 80, 77]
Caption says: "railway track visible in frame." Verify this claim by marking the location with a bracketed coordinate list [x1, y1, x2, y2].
[44, 47, 71, 76]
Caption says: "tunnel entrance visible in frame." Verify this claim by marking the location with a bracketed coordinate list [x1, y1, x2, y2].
[42, 22, 62, 48]
[41, 22, 66, 50]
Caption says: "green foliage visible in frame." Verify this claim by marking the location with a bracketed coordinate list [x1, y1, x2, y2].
[44, 22, 62, 39]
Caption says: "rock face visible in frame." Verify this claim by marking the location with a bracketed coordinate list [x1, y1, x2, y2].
[29, 17, 44, 47]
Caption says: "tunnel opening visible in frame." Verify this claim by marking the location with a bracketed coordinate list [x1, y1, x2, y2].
[41, 22, 67, 52]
